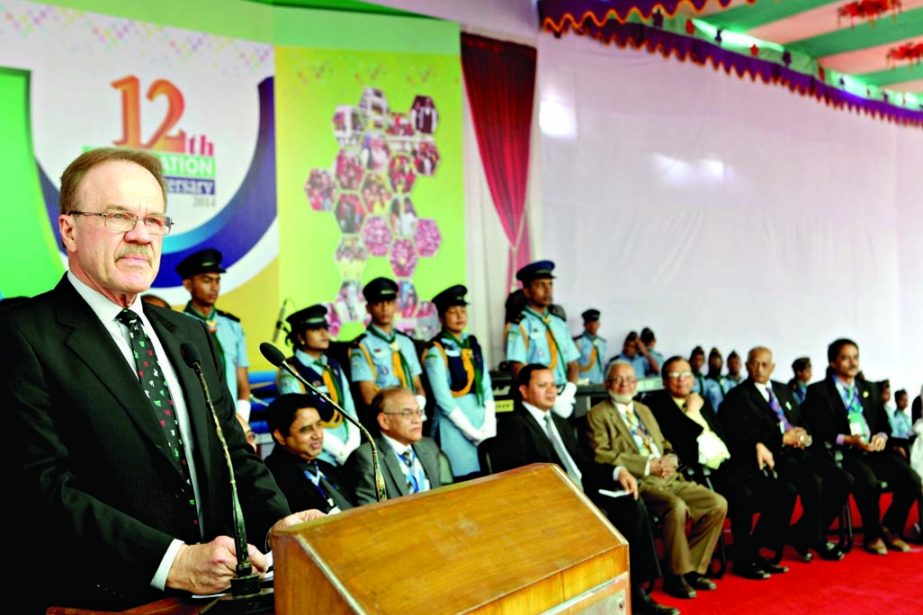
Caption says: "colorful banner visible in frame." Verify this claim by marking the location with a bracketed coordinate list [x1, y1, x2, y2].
[0, 0, 463, 369]
[274, 23, 464, 341]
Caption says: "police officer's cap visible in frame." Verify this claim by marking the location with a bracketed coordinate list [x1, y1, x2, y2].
[363, 277, 398, 303]
[176, 248, 226, 279]
[432, 285, 468, 315]
[286, 304, 329, 331]
[582, 308, 600, 323]
[516, 260, 556, 285]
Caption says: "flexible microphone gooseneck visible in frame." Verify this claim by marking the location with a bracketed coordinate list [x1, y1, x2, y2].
[180, 343, 272, 614]
[259, 342, 387, 503]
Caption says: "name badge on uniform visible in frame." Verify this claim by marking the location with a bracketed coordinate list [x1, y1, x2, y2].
[530, 327, 543, 339]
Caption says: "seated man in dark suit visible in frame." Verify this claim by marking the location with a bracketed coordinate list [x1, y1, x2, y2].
[345, 387, 442, 504]
[645, 357, 796, 581]
[492, 364, 677, 615]
[719, 347, 850, 562]
[801, 338, 921, 555]
[265, 394, 354, 514]
[588, 361, 727, 598]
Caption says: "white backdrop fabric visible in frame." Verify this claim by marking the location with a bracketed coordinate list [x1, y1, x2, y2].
[377, 1, 921, 393]
[537, 35, 922, 393]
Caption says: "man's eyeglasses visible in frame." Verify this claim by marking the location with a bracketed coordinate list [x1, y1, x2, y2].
[383, 408, 425, 419]
[67, 209, 174, 236]
[607, 377, 637, 385]
[666, 371, 694, 380]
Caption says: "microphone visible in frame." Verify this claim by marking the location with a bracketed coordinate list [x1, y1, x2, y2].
[180, 343, 272, 613]
[271, 299, 290, 344]
[260, 342, 387, 503]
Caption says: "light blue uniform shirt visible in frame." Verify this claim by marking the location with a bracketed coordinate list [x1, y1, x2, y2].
[350, 325, 422, 390]
[575, 333, 606, 385]
[888, 408, 913, 439]
[213, 312, 248, 401]
[505, 307, 580, 386]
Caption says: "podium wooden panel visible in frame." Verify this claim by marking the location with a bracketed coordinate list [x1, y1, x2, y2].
[273, 463, 629, 614]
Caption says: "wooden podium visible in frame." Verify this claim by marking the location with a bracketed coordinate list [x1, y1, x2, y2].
[273, 463, 630, 614]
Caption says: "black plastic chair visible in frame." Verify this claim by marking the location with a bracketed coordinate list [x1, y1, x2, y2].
[680, 465, 728, 579]
[477, 437, 497, 476]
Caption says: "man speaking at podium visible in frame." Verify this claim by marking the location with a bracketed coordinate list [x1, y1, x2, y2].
[0, 148, 318, 613]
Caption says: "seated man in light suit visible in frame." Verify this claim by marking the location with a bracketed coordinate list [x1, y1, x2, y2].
[587, 361, 728, 598]
[345, 387, 442, 504]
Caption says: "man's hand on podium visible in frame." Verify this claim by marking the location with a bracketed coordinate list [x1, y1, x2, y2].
[273, 509, 326, 533]
[167, 536, 269, 595]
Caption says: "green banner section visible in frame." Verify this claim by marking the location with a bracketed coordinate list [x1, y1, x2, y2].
[0, 67, 62, 299]
[275, 27, 464, 340]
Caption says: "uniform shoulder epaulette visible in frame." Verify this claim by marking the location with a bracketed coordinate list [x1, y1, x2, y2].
[215, 308, 240, 322]
[350, 333, 367, 348]
[509, 310, 525, 325]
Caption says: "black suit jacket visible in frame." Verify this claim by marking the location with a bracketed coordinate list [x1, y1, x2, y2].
[718, 379, 804, 470]
[264, 449, 354, 513]
[1, 277, 290, 612]
[492, 404, 617, 497]
[801, 376, 889, 449]
[643, 390, 729, 470]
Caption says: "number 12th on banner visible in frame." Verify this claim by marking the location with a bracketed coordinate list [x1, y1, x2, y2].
[112, 75, 186, 153]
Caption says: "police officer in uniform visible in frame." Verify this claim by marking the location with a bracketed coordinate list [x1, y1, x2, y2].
[176, 248, 251, 419]
[350, 277, 426, 427]
[277, 304, 360, 466]
[505, 260, 580, 417]
[574, 308, 606, 385]
[423, 285, 496, 480]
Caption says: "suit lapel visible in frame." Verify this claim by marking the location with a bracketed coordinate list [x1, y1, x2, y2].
[413, 441, 439, 489]
[519, 407, 558, 463]
[54, 279, 175, 470]
[769, 381, 798, 424]
[376, 437, 409, 496]
[604, 400, 634, 443]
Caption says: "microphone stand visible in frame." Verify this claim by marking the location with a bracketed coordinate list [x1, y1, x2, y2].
[183, 347, 274, 614]
[271, 299, 291, 344]
[259, 342, 387, 503]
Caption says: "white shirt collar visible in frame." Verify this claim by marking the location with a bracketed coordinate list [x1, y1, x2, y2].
[522, 401, 551, 426]
[295, 349, 327, 367]
[68, 271, 144, 325]
[381, 432, 414, 456]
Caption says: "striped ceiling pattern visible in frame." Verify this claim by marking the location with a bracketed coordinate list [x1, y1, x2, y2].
[684, 0, 923, 94]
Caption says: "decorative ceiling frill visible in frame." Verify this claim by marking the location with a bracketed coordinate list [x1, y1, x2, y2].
[538, 0, 923, 128]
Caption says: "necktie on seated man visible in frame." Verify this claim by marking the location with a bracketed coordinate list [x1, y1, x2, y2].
[543, 413, 583, 490]
[400, 450, 420, 493]
[117, 309, 199, 531]
[766, 387, 793, 432]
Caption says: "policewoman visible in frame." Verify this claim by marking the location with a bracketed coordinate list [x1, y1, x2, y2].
[423, 285, 495, 480]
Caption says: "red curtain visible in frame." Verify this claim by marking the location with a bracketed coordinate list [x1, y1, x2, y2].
[461, 33, 537, 291]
